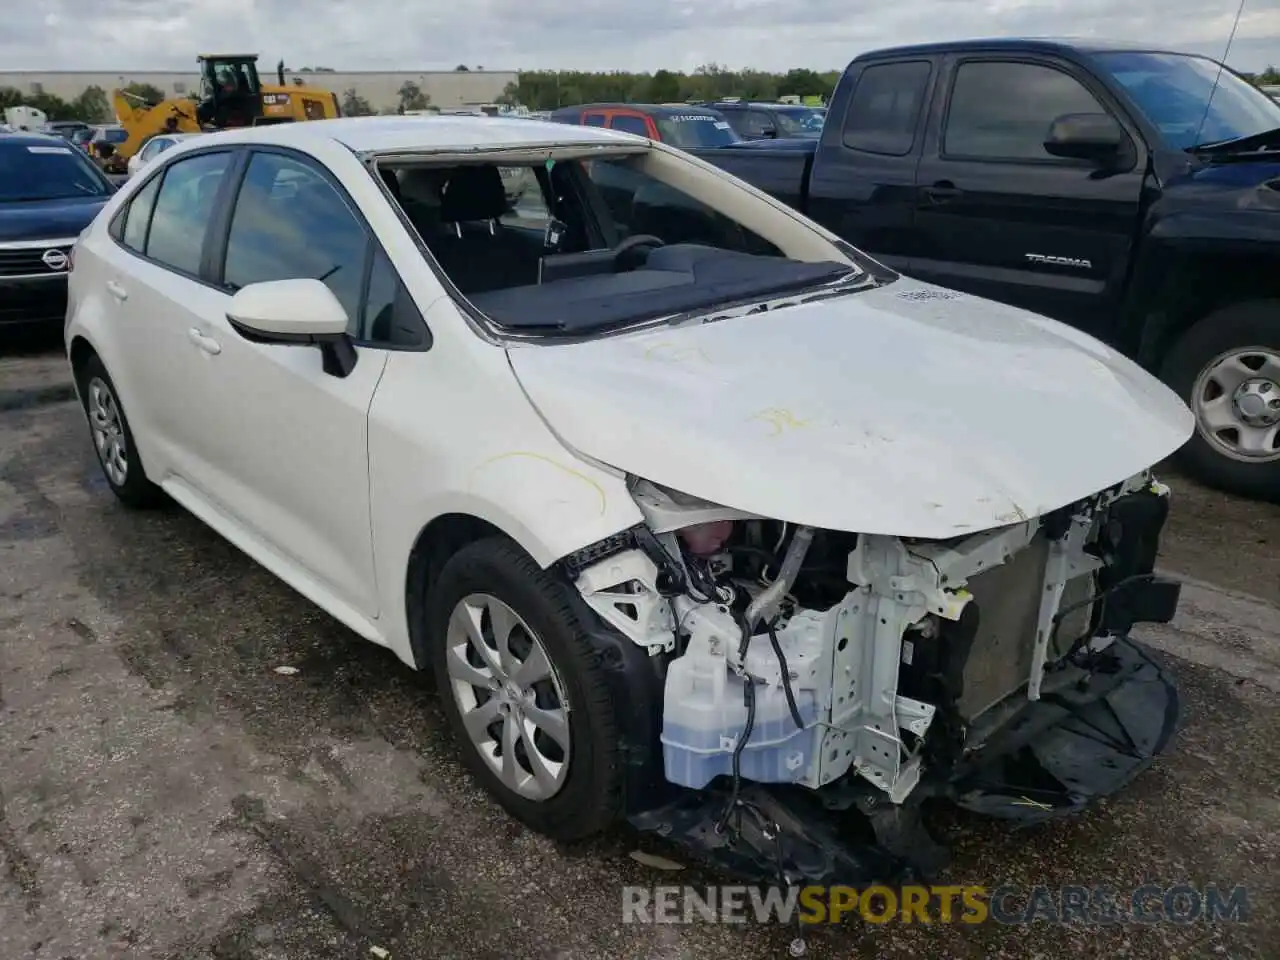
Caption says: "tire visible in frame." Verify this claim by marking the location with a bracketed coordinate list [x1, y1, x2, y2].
[427, 537, 625, 841]
[1160, 300, 1280, 503]
[77, 354, 166, 509]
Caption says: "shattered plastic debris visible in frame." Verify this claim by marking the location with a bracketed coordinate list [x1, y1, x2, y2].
[628, 850, 684, 871]
[273, 666, 300, 676]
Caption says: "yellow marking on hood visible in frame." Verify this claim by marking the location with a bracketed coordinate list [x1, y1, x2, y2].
[750, 408, 813, 436]
[468, 451, 607, 516]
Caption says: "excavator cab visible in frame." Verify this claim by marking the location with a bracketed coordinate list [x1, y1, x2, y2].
[196, 54, 264, 128]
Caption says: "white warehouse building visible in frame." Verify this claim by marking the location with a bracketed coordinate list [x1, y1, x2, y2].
[0, 69, 518, 112]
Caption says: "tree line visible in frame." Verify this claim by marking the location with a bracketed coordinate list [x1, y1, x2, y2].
[7, 63, 1280, 124]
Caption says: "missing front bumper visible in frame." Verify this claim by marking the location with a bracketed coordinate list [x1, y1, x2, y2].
[629, 635, 1180, 886]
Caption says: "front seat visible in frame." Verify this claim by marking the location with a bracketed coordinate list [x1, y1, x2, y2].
[430, 165, 538, 294]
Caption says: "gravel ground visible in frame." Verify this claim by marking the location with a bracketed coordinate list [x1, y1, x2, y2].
[1, 336, 1277, 960]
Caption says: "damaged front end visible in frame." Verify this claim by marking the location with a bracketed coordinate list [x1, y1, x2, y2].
[560, 474, 1183, 886]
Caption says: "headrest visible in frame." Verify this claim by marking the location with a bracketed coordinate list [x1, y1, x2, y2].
[399, 167, 447, 206]
[439, 165, 508, 223]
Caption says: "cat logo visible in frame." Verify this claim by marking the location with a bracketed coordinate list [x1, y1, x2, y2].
[1025, 253, 1093, 269]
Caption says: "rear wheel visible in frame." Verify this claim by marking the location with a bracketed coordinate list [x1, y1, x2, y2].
[1161, 300, 1280, 502]
[427, 537, 625, 840]
[78, 355, 165, 509]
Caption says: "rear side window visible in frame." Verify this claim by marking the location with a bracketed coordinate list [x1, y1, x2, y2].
[146, 151, 232, 275]
[583, 113, 607, 127]
[222, 151, 369, 332]
[121, 174, 161, 253]
[841, 61, 932, 156]
[610, 114, 649, 137]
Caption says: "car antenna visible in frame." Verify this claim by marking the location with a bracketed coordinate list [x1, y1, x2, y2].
[1193, 0, 1248, 148]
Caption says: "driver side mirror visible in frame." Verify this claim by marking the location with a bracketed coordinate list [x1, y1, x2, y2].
[225, 278, 358, 378]
[1044, 112, 1125, 163]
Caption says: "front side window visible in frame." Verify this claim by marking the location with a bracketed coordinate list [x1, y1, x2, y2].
[0, 140, 112, 202]
[943, 61, 1105, 160]
[145, 151, 231, 274]
[222, 152, 368, 330]
[653, 113, 741, 148]
[1092, 51, 1280, 149]
[772, 108, 824, 137]
[104, 128, 128, 144]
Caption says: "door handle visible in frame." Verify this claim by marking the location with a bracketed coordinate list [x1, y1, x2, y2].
[922, 181, 963, 203]
[187, 328, 222, 356]
[105, 280, 128, 302]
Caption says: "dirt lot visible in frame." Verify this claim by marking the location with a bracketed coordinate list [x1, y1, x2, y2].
[2, 331, 1278, 960]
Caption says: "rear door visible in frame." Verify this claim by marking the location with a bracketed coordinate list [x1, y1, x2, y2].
[102, 148, 238, 480]
[805, 58, 936, 272]
[911, 55, 1146, 335]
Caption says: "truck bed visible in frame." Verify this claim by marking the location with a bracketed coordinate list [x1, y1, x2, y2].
[687, 139, 816, 213]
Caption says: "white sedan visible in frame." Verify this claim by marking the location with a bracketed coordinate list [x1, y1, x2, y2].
[65, 116, 1194, 879]
[125, 132, 202, 178]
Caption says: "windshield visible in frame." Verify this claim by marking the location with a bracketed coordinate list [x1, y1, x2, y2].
[771, 107, 825, 137]
[654, 113, 742, 148]
[1093, 51, 1280, 149]
[0, 141, 111, 202]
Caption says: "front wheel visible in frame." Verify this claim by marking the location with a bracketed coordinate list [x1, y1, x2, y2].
[426, 538, 626, 841]
[1161, 300, 1280, 502]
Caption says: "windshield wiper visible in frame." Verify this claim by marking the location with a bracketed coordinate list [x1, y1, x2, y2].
[1188, 126, 1280, 154]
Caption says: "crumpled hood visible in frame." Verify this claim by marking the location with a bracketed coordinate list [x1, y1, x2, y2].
[506, 279, 1194, 538]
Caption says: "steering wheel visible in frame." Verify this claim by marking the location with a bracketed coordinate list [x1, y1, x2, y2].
[613, 233, 665, 271]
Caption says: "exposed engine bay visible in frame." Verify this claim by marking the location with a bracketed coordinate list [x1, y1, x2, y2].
[561, 471, 1183, 884]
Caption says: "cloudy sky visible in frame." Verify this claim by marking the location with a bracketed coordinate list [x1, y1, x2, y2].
[7, 0, 1280, 73]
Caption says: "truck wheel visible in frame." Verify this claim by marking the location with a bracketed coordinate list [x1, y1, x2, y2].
[1160, 300, 1280, 502]
[426, 537, 626, 841]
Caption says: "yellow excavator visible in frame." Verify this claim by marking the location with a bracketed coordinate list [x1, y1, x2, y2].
[99, 54, 342, 171]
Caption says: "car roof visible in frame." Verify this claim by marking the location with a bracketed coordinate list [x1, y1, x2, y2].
[0, 131, 74, 148]
[189, 115, 638, 154]
[552, 103, 720, 117]
[855, 36, 1205, 61]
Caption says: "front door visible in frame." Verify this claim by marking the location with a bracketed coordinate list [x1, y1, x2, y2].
[911, 56, 1145, 338]
[179, 148, 387, 617]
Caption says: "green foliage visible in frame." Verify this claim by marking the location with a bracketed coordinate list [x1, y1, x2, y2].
[340, 88, 374, 116]
[121, 81, 166, 106]
[397, 80, 431, 111]
[74, 85, 111, 122]
[500, 64, 842, 110]
[1240, 65, 1280, 86]
[1, 83, 113, 122]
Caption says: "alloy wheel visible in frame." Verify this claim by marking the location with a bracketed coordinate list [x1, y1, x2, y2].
[444, 592, 572, 801]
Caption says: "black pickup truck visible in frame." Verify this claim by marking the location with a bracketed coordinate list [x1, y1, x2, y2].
[691, 38, 1280, 501]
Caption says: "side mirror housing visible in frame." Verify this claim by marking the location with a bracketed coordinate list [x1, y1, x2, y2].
[1044, 112, 1125, 162]
[226, 278, 358, 377]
